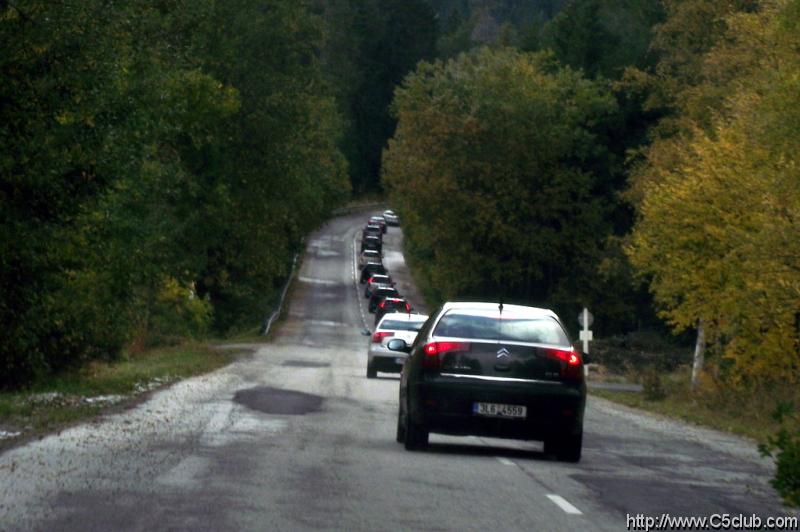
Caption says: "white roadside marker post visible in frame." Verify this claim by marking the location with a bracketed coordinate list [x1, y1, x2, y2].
[577, 307, 593, 377]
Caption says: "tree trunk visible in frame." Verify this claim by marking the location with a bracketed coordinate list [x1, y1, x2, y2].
[691, 319, 706, 391]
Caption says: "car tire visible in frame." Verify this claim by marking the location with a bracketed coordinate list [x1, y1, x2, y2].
[545, 433, 582, 463]
[404, 422, 428, 451]
[396, 412, 405, 443]
[366, 364, 377, 379]
[403, 408, 428, 451]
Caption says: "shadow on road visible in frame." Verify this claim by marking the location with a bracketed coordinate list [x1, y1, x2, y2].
[421, 441, 549, 462]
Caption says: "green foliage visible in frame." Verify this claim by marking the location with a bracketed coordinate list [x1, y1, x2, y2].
[642, 369, 666, 401]
[140, 279, 212, 347]
[759, 403, 800, 507]
[313, 0, 438, 193]
[539, 0, 664, 79]
[0, 0, 349, 387]
[383, 48, 622, 324]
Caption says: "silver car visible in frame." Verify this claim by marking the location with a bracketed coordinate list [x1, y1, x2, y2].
[366, 313, 429, 378]
[383, 210, 399, 226]
[364, 273, 394, 298]
[358, 249, 382, 268]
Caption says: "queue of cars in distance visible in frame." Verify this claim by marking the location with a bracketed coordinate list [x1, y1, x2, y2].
[358, 212, 418, 374]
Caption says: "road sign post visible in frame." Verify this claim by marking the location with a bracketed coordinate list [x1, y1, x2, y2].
[577, 307, 593, 355]
[577, 307, 593, 377]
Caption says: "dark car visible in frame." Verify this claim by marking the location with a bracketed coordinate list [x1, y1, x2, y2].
[369, 215, 387, 234]
[368, 286, 400, 313]
[390, 302, 585, 461]
[374, 297, 411, 325]
[361, 235, 382, 253]
[360, 262, 387, 284]
[362, 224, 383, 241]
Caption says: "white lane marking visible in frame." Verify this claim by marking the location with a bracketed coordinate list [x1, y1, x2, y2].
[546, 494, 583, 515]
[298, 276, 337, 285]
[497, 457, 515, 466]
[308, 319, 347, 327]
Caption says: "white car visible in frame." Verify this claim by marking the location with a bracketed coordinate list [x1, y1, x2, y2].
[358, 249, 383, 268]
[366, 312, 428, 378]
[383, 210, 399, 226]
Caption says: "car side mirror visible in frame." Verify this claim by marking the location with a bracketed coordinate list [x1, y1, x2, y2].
[387, 339, 411, 353]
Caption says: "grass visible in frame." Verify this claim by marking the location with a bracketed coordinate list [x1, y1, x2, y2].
[0, 343, 245, 449]
[590, 366, 797, 442]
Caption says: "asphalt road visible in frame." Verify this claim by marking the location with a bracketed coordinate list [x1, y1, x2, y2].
[0, 211, 795, 531]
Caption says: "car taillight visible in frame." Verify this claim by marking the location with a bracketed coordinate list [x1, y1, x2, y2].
[405, 303, 411, 312]
[379, 301, 385, 309]
[367, 276, 374, 284]
[422, 341, 471, 370]
[372, 331, 394, 343]
[545, 348, 583, 379]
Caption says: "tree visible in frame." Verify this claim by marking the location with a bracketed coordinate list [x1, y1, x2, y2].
[539, 0, 664, 79]
[313, 0, 438, 193]
[627, 0, 800, 387]
[383, 48, 620, 325]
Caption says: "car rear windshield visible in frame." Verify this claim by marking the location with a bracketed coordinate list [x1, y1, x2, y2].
[371, 275, 390, 283]
[376, 288, 397, 296]
[433, 311, 570, 346]
[379, 320, 425, 331]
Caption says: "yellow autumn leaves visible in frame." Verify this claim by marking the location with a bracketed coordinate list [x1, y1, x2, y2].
[628, 0, 800, 384]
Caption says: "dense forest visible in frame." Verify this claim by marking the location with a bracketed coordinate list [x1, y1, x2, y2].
[0, 0, 444, 388]
[0, 0, 348, 386]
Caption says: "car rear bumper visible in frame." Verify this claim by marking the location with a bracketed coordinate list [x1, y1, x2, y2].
[368, 346, 408, 373]
[410, 376, 585, 440]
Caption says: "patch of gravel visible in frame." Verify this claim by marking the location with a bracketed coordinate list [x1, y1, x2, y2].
[590, 395, 770, 465]
[133, 376, 174, 394]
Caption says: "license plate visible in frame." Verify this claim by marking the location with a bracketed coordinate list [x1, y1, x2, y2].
[472, 402, 527, 418]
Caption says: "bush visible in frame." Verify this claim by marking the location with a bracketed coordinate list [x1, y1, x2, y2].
[591, 330, 691, 373]
[759, 403, 800, 507]
[642, 369, 666, 401]
[146, 278, 212, 346]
